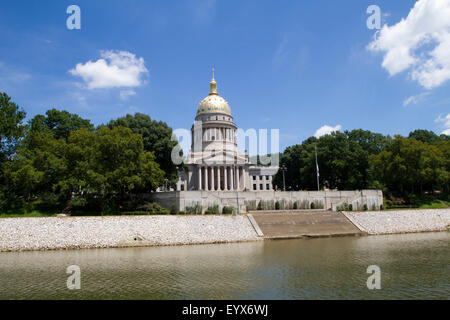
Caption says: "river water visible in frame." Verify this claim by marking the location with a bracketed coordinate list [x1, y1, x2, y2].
[0, 232, 448, 299]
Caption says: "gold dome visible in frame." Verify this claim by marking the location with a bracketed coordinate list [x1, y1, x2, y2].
[196, 68, 232, 116]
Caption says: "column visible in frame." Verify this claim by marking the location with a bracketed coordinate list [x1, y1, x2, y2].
[211, 167, 215, 191]
[217, 167, 221, 190]
[231, 166, 235, 190]
[242, 167, 246, 191]
[198, 166, 202, 190]
[236, 166, 240, 190]
[224, 166, 228, 191]
[205, 166, 209, 191]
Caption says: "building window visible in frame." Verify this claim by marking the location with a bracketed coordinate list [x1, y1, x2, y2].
[181, 185, 185, 191]
[266, 175, 269, 180]
[260, 184, 263, 190]
[266, 184, 270, 190]
[253, 184, 257, 190]
[253, 176, 256, 180]
[260, 175, 263, 180]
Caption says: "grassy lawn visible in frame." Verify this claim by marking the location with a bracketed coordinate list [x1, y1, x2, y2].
[0, 211, 59, 218]
[419, 202, 448, 209]
[0, 211, 172, 218]
[384, 193, 449, 210]
[385, 203, 447, 210]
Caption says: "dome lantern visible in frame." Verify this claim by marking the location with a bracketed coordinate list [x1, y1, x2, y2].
[196, 68, 232, 116]
[209, 67, 218, 95]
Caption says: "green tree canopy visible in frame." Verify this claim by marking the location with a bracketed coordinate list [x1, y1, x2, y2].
[3, 125, 165, 211]
[369, 135, 449, 194]
[30, 108, 93, 140]
[106, 113, 179, 183]
[273, 130, 386, 191]
[408, 129, 441, 144]
[0, 92, 27, 162]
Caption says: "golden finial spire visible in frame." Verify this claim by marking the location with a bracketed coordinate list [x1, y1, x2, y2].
[209, 67, 218, 95]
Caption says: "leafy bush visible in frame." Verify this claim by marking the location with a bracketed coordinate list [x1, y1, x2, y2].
[69, 196, 88, 209]
[205, 204, 219, 215]
[257, 201, 263, 210]
[245, 200, 257, 211]
[222, 206, 233, 214]
[293, 201, 298, 210]
[185, 202, 202, 215]
[275, 201, 280, 210]
[170, 203, 178, 215]
[137, 202, 168, 214]
[363, 204, 368, 211]
[337, 203, 349, 211]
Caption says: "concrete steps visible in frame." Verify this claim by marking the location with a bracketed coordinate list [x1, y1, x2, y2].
[250, 210, 366, 239]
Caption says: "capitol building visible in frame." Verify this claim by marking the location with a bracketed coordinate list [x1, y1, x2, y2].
[152, 70, 383, 214]
[176, 70, 278, 192]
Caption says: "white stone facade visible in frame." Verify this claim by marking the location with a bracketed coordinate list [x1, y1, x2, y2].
[176, 71, 276, 191]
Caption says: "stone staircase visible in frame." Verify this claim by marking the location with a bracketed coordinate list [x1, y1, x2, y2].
[249, 210, 366, 239]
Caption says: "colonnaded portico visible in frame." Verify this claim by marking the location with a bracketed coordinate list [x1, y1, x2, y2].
[197, 165, 246, 191]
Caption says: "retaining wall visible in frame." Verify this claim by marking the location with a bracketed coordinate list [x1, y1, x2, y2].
[150, 190, 383, 213]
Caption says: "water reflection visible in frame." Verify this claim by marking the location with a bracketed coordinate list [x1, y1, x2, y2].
[0, 232, 448, 299]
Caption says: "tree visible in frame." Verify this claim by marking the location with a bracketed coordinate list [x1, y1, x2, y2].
[106, 113, 179, 184]
[3, 125, 165, 212]
[64, 127, 164, 209]
[30, 108, 93, 140]
[0, 93, 27, 163]
[2, 129, 67, 209]
[95, 126, 164, 199]
[408, 129, 440, 144]
[273, 130, 386, 191]
[369, 135, 449, 194]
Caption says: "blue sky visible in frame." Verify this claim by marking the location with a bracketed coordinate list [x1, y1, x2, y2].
[0, 0, 449, 155]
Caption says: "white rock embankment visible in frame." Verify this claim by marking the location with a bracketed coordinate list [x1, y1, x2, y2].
[343, 209, 450, 235]
[0, 215, 260, 252]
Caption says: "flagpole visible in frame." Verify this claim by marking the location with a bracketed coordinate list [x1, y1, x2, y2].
[315, 144, 320, 191]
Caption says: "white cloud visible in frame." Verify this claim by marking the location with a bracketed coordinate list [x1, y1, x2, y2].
[70, 50, 148, 89]
[367, 0, 450, 89]
[120, 89, 136, 100]
[435, 113, 450, 135]
[402, 91, 431, 106]
[314, 125, 342, 138]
